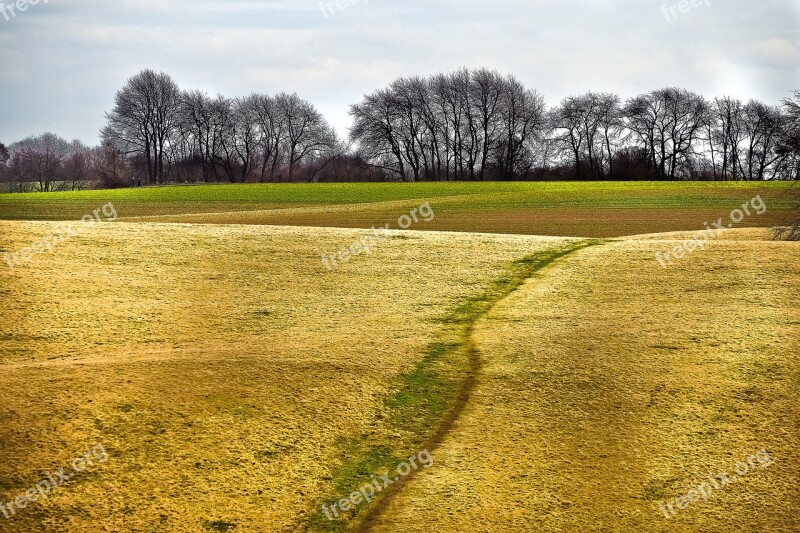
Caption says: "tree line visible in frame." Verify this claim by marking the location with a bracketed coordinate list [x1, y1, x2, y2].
[100, 71, 344, 185]
[352, 70, 799, 182]
[0, 134, 126, 193]
[1, 68, 798, 191]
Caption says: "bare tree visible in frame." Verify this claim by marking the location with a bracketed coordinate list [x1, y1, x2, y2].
[408, 76, 446, 181]
[780, 91, 800, 181]
[230, 96, 259, 182]
[210, 96, 238, 182]
[63, 148, 91, 191]
[102, 69, 181, 184]
[433, 70, 468, 180]
[180, 90, 220, 182]
[595, 94, 625, 179]
[626, 88, 708, 180]
[740, 101, 786, 181]
[469, 69, 504, 181]
[8, 133, 75, 192]
[93, 143, 129, 188]
[0, 142, 8, 191]
[705, 97, 744, 181]
[251, 94, 285, 182]
[275, 93, 339, 182]
[350, 89, 408, 180]
[776, 91, 800, 240]
[496, 77, 547, 179]
[553, 93, 624, 180]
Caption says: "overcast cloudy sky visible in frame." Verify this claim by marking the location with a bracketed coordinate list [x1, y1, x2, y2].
[0, 0, 798, 145]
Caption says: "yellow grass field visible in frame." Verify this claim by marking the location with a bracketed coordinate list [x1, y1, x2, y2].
[0, 207, 798, 531]
[0, 220, 573, 531]
[373, 234, 800, 532]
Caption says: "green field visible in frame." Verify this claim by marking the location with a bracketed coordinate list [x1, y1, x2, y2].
[0, 181, 795, 237]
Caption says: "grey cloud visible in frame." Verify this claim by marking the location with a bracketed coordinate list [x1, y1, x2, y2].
[0, 0, 797, 144]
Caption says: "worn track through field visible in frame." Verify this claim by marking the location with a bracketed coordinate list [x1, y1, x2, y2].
[356, 240, 601, 532]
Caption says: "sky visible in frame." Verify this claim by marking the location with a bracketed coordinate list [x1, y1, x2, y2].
[0, 0, 798, 145]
